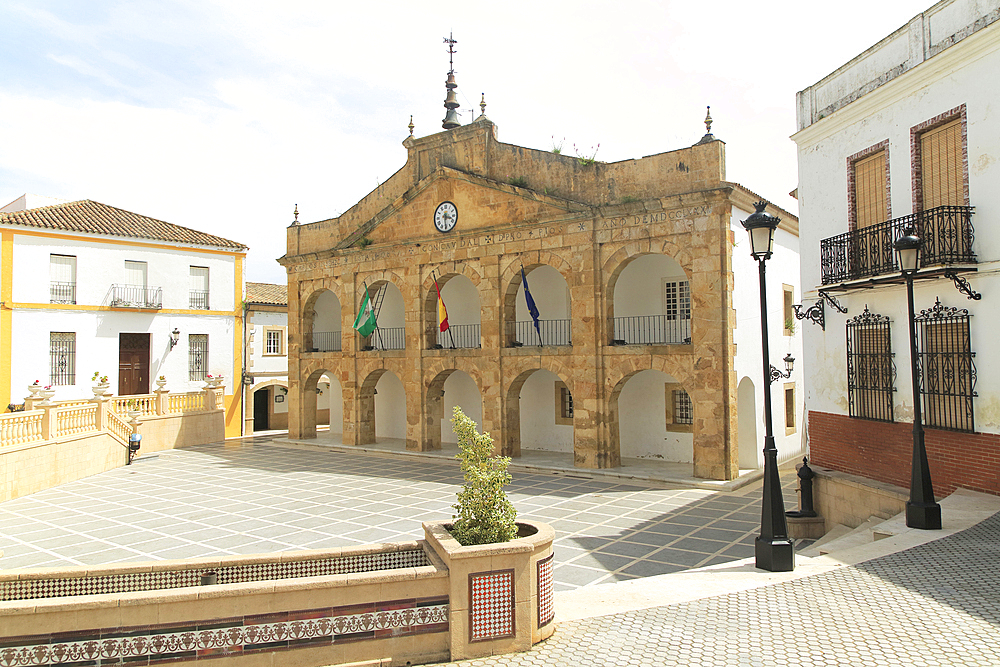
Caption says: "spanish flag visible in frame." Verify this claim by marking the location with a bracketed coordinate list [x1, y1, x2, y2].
[435, 278, 449, 332]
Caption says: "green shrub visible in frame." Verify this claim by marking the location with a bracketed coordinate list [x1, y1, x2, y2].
[450, 407, 518, 545]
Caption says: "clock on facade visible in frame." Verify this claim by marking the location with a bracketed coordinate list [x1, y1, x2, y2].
[434, 201, 458, 233]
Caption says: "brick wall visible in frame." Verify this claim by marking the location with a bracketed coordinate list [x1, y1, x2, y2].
[809, 411, 1000, 497]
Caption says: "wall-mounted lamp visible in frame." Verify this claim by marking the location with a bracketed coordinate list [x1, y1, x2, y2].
[169, 328, 181, 349]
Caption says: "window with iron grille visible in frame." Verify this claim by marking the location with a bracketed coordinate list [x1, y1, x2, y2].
[916, 298, 976, 432]
[665, 281, 691, 321]
[846, 307, 896, 422]
[49, 332, 76, 385]
[189, 334, 208, 381]
[672, 389, 693, 425]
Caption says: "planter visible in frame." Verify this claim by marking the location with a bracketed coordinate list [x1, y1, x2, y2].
[205, 376, 224, 388]
[27, 384, 42, 398]
[155, 378, 167, 390]
[92, 383, 111, 397]
[423, 519, 555, 661]
[126, 409, 142, 420]
[38, 389, 57, 404]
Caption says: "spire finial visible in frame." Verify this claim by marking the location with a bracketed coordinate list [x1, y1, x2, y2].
[479, 93, 486, 117]
[408, 115, 414, 136]
[442, 33, 461, 130]
[293, 204, 299, 226]
[696, 105, 716, 145]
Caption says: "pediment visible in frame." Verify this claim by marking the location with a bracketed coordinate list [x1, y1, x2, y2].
[338, 167, 589, 249]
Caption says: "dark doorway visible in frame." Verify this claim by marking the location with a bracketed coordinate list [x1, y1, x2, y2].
[253, 388, 270, 431]
[119, 333, 150, 395]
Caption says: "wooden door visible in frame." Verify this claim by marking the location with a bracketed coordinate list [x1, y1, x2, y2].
[119, 333, 150, 395]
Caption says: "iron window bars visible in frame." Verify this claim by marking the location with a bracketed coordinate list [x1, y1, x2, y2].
[846, 307, 896, 422]
[49, 332, 76, 386]
[189, 334, 208, 381]
[916, 298, 977, 432]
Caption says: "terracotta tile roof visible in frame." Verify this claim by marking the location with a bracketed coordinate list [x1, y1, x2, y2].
[0, 199, 247, 250]
[246, 282, 287, 306]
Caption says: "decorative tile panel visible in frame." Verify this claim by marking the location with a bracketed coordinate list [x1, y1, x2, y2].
[1, 549, 429, 601]
[537, 553, 554, 628]
[0, 598, 448, 666]
[468, 569, 515, 642]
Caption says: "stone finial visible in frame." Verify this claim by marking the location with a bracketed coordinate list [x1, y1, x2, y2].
[696, 105, 716, 145]
[479, 93, 486, 117]
[293, 204, 299, 225]
[442, 33, 461, 130]
[408, 115, 415, 137]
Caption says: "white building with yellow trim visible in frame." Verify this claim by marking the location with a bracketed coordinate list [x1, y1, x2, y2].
[0, 197, 248, 437]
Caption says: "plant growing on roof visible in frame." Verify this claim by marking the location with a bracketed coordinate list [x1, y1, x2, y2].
[450, 406, 517, 546]
[573, 142, 600, 166]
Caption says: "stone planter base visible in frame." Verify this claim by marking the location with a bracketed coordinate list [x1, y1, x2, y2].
[423, 519, 555, 661]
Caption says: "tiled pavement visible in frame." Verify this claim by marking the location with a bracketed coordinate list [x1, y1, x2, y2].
[0, 437, 799, 591]
[433, 510, 1000, 666]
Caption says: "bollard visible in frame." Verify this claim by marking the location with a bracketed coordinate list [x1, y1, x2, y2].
[785, 456, 817, 518]
[200, 571, 218, 586]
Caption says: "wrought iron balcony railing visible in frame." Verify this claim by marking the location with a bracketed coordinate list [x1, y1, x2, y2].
[821, 205, 975, 285]
[50, 282, 76, 304]
[189, 290, 210, 310]
[506, 319, 572, 347]
[303, 331, 341, 352]
[436, 323, 481, 349]
[612, 315, 691, 345]
[361, 326, 405, 351]
[109, 284, 163, 309]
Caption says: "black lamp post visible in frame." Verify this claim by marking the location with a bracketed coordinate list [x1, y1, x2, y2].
[893, 230, 942, 530]
[742, 201, 794, 572]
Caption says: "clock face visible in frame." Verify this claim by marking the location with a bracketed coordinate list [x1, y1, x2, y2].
[434, 201, 458, 233]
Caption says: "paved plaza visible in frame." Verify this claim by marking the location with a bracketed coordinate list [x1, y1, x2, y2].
[0, 436, 797, 590]
[434, 510, 1000, 666]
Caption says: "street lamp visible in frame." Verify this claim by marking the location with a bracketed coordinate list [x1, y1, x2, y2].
[742, 201, 794, 572]
[893, 229, 942, 530]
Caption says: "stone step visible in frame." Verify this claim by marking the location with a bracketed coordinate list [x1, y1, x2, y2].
[809, 515, 896, 557]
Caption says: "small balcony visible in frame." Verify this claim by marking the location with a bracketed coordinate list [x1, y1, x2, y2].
[361, 327, 405, 351]
[435, 323, 481, 349]
[109, 284, 163, 309]
[820, 206, 976, 285]
[50, 282, 76, 305]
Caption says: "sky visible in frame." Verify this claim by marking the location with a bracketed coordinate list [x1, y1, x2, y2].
[0, 0, 934, 284]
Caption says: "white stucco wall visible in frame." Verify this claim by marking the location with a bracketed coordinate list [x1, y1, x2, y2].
[618, 369, 692, 462]
[731, 205, 805, 466]
[441, 370, 483, 444]
[612, 254, 687, 318]
[374, 371, 406, 439]
[794, 5, 1000, 434]
[515, 266, 570, 321]
[248, 309, 288, 375]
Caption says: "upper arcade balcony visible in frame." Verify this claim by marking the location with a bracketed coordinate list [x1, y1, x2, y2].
[820, 206, 976, 285]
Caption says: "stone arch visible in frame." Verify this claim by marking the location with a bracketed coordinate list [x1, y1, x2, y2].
[602, 240, 693, 324]
[606, 356, 695, 467]
[503, 359, 575, 459]
[356, 274, 406, 350]
[300, 284, 347, 351]
[423, 366, 485, 451]
[500, 250, 575, 347]
[357, 367, 406, 445]
[421, 265, 484, 349]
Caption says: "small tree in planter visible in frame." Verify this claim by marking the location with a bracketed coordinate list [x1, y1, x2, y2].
[450, 406, 517, 546]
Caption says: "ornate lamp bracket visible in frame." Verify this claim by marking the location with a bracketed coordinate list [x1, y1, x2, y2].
[792, 300, 825, 330]
[819, 290, 848, 314]
[944, 270, 982, 301]
[769, 365, 792, 382]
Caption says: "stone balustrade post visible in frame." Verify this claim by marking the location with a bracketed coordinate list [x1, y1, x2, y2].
[24, 396, 43, 411]
[155, 388, 169, 415]
[91, 395, 110, 431]
[204, 385, 224, 411]
[40, 403, 58, 440]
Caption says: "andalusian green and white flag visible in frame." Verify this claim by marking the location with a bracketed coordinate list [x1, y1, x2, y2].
[353, 289, 377, 337]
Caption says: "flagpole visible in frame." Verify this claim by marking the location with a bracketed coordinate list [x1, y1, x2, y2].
[521, 261, 543, 347]
[372, 285, 386, 351]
